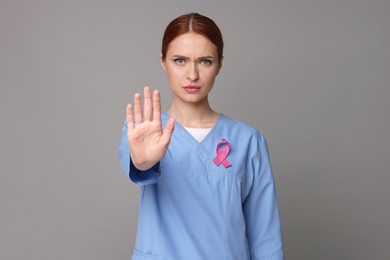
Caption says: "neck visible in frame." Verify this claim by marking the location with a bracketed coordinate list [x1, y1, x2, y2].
[167, 99, 219, 128]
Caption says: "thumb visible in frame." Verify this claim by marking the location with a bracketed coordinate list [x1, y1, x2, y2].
[161, 118, 175, 144]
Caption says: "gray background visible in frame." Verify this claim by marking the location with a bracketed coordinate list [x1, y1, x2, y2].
[1, 0, 389, 259]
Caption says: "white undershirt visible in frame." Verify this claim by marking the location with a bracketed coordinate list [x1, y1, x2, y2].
[184, 127, 212, 142]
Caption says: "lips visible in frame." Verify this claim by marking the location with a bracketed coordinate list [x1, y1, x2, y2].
[183, 85, 201, 93]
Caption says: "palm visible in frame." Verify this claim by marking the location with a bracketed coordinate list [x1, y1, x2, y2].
[128, 120, 167, 162]
[127, 87, 174, 170]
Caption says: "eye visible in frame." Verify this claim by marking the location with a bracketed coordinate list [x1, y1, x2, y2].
[174, 58, 185, 65]
[200, 59, 212, 66]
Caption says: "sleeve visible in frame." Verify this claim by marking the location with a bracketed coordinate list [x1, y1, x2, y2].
[243, 133, 284, 260]
[117, 120, 161, 185]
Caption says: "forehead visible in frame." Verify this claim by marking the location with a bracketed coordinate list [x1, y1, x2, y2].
[166, 32, 217, 56]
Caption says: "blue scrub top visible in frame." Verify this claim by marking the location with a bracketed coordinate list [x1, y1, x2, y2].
[118, 113, 284, 260]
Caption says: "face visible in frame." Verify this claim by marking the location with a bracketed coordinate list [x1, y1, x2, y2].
[161, 32, 222, 106]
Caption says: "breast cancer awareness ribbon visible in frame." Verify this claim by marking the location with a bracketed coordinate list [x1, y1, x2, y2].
[213, 139, 232, 168]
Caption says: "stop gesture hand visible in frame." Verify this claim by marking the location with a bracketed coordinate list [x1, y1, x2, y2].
[126, 86, 175, 170]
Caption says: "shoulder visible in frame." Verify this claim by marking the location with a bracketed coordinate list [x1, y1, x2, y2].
[219, 114, 270, 162]
[220, 114, 266, 141]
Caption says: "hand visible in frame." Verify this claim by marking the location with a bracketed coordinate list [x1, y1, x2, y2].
[126, 86, 174, 170]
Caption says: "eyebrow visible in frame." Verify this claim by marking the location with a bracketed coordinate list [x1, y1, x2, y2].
[172, 55, 216, 60]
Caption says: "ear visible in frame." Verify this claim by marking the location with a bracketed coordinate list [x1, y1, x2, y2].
[216, 56, 223, 75]
[160, 53, 167, 71]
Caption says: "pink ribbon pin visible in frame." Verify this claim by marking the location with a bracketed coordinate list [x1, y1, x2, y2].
[213, 139, 232, 168]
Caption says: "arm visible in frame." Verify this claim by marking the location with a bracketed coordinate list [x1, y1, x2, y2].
[243, 134, 284, 260]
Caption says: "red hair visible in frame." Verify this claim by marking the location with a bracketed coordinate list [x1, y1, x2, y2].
[161, 13, 224, 64]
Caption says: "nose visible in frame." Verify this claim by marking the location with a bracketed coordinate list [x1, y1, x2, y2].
[187, 62, 199, 82]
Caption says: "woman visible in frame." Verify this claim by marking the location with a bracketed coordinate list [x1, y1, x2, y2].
[118, 13, 284, 260]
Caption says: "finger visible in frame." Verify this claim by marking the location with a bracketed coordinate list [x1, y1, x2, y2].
[133, 92, 142, 125]
[161, 117, 175, 145]
[143, 86, 152, 121]
[152, 90, 161, 122]
[126, 104, 134, 129]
